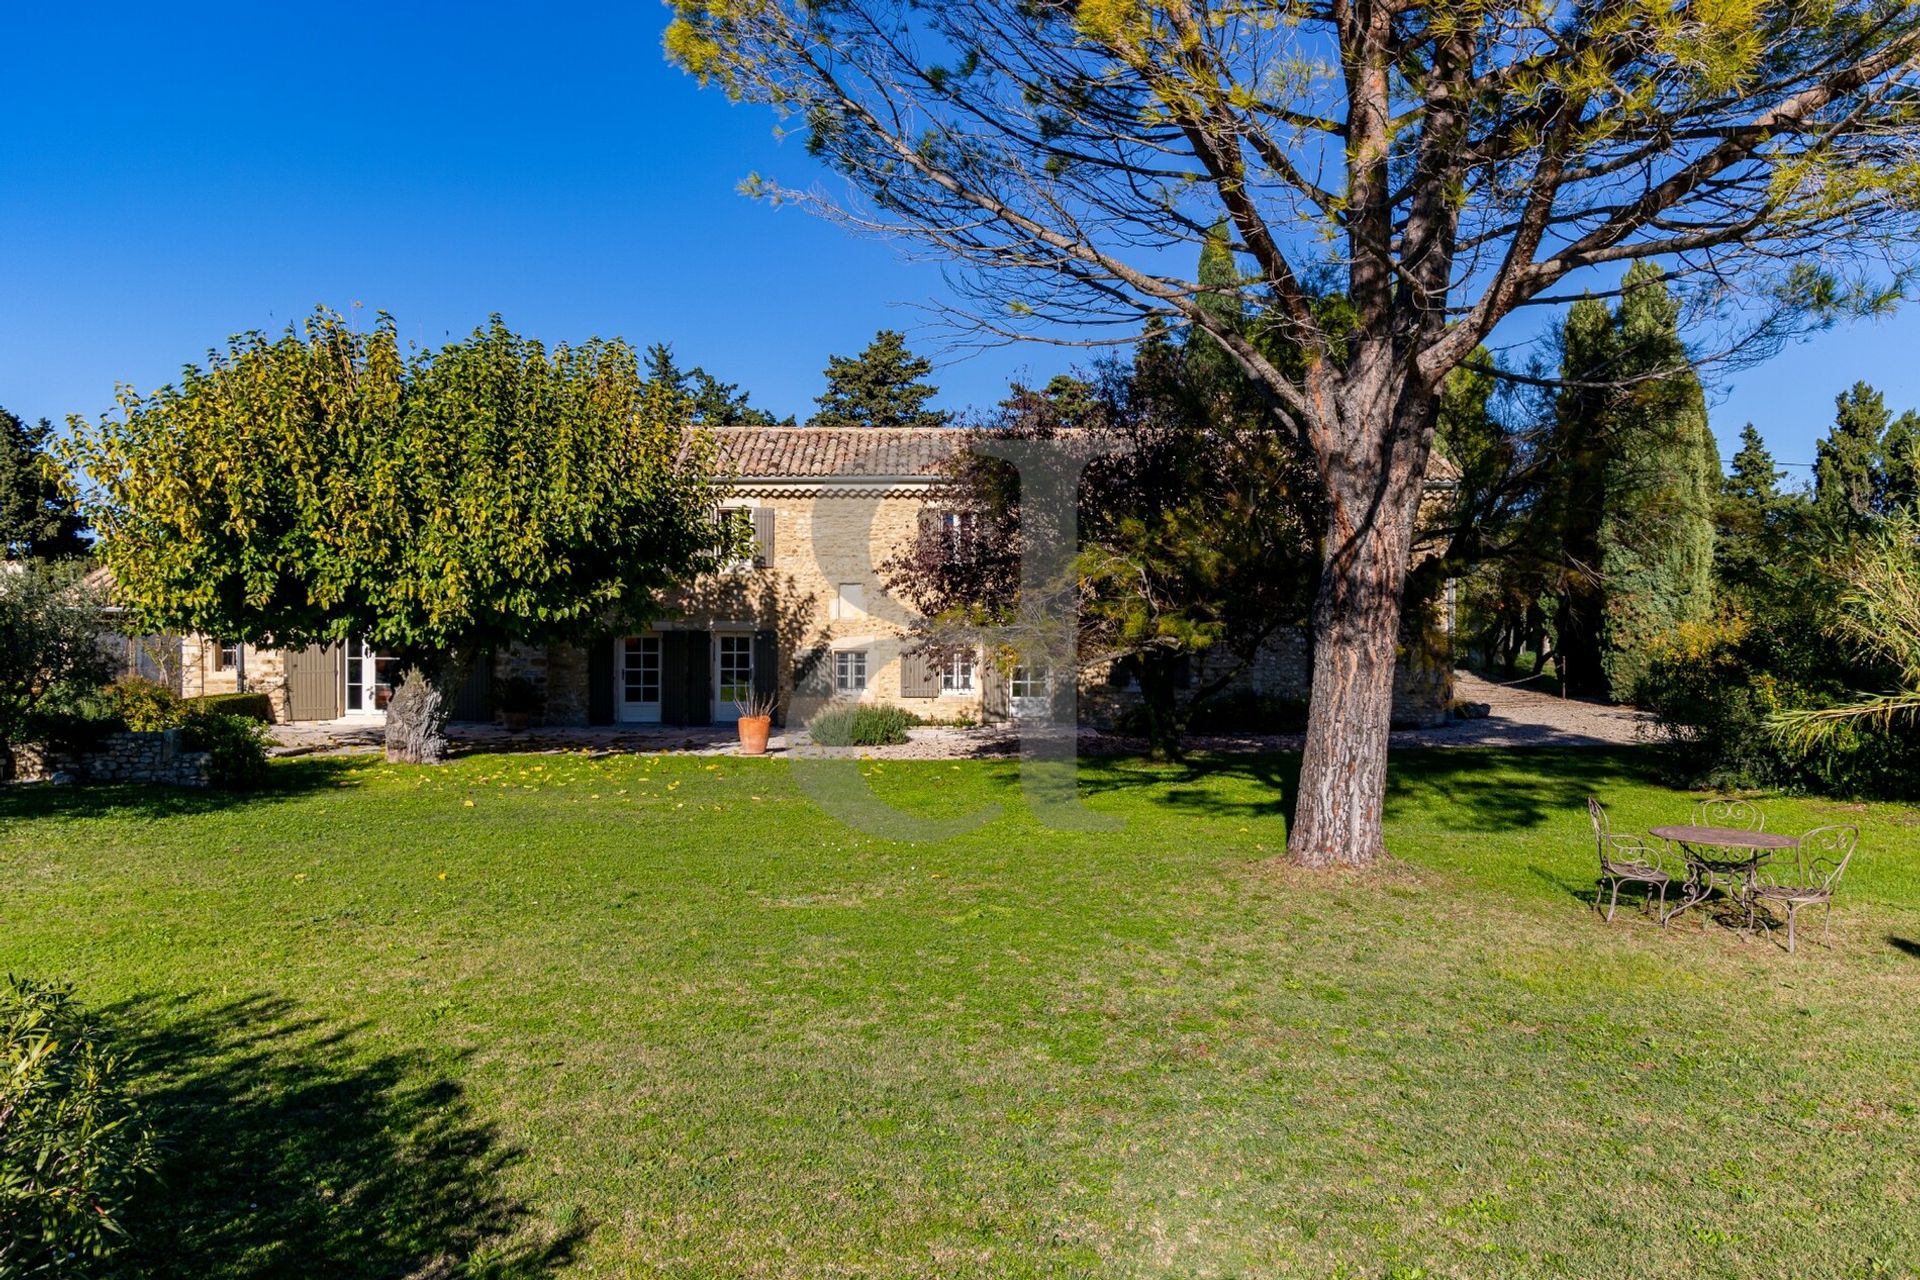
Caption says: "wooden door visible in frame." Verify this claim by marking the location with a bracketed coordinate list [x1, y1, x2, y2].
[285, 644, 343, 721]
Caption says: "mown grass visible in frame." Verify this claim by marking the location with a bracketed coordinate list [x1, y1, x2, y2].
[2, 747, 1917, 1278]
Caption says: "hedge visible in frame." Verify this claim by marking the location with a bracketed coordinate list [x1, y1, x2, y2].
[183, 691, 274, 723]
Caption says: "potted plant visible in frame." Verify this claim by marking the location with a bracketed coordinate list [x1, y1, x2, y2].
[733, 691, 776, 755]
[497, 675, 539, 733]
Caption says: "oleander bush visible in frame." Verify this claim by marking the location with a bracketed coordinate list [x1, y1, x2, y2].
[805, 702, 918, 747]
[0, 977, 156, 1279]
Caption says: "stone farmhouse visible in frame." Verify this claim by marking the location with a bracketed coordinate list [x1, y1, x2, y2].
[138, 427, 1458, 730]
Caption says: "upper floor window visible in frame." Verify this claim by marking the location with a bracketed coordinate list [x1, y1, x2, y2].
[941, 510, 976, 557]
[214, 640, 239, 671]
[716, 505, 757, 571]
[835, 650, 868, 695]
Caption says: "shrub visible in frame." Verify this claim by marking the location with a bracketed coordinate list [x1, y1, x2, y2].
[182, 691, 273, 723]
[1639, 617, 1920, 799]
[107, 677, 181, 732]
[0, 977, 157, 1277]
[179, 709, 271, 790]
[0, 563, 117, 779]
[806, 702, 918, 747]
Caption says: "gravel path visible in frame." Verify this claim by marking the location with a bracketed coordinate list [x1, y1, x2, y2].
[270, 671, 1651, 761]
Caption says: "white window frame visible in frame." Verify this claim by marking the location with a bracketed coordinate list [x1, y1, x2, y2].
[940, 650, 976, 694]
[716, 503, 757, 573]
[831, 582, 866, 621]
[835, 649, 868, 695]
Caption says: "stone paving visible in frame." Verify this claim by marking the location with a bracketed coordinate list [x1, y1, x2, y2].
[268, 671, 1651, 762]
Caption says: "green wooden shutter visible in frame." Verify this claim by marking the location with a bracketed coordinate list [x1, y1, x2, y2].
[587, 638, 615, 725]
[685, 631, 713, 727]
[660, 631, 689, 725]
[752, 630, 779, 723]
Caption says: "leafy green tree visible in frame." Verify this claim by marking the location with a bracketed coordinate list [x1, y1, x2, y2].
[0, 561, 115, 778]
[1543, 297, 1617, 697]
[1, 406, 88, 559]
[672, 0, 1920, 865]
[642, 343, 785, 426]
[811, 330, 948, 429]
[68, 310, 730, 763]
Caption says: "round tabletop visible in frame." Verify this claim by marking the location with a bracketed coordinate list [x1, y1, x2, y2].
[1648, 825, 1799, 850]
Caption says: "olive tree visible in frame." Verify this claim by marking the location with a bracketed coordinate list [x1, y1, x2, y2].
[668, 0, 1920, 864]
[68, 311, 729, 763]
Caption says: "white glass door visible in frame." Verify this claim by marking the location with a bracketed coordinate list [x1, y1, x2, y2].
[344, 638, 395, 718]
[619, 636, 663, 723]
[713, 633, 753, 723]
[1009, 662, 1052, 719]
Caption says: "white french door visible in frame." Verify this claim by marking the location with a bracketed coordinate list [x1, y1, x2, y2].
[1009, 662, 1052, 720]
[343, 638, 396, 718]
[713, 632, 753, 723]
[619, 636, 663, 723]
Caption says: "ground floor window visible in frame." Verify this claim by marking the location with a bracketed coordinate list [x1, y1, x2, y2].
[716, 634, 755, 705]
[941, 650, 976, 693]
[623, 636, 661, 706]
[835, 650, 867, 695]
[1010, 663, 1049, 700]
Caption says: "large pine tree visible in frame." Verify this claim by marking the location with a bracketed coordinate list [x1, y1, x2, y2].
[810, 330, 948, 429]
[642, 343, 784, 426]
[1717, 423, 1788, 585]
[1812, 382, 1920, 519]
[1547, 265, 1718, 700]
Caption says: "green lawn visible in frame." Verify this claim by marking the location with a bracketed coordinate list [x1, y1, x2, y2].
[3, 748, 1918, 1278]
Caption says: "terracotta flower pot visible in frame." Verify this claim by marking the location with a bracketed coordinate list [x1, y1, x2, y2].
[501, 710, 531, 733]
[737, 714, 772, 755]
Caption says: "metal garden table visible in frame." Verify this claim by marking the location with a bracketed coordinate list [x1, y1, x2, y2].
[1650, 825, 1800, 930]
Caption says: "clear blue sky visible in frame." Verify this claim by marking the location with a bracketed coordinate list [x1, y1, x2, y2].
[5, 2, 1916, 479]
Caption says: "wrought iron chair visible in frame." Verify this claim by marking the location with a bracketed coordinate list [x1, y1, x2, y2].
[1749, 824, 1859, 953]
[1588, 797, 1675, 923]
[1691, 796, 1766, 831]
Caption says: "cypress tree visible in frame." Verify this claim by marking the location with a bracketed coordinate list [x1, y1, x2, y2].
[1545, 296, 1616, 697]
[1597, 262, 1718, 697]
[1546, 264, 1718, 700]
[810, 330, 948, 428]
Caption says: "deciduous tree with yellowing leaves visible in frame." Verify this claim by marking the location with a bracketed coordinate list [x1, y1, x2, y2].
[668, 0, 1920, 865]
[68, 311, 730, 764]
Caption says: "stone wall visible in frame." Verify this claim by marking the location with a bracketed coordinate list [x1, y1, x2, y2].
[12, 730, 211, 788]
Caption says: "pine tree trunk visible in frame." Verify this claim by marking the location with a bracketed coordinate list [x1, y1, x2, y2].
[1287, 446, 1423, 869]
[384, 660, 456, 765]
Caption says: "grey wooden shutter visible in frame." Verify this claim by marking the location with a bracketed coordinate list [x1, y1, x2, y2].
[900, 646, 940, 698]
[751, 507, 775, 568]
[685, 631, 713, 726]
[982, 660, 1010, 721]
[587, 639, 615, 725]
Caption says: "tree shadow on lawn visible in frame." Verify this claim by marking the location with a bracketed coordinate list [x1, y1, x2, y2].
[107, 991, 579, 1280]
[1382, 746, 1668, 833]
[1074, 746, 1664, 834]
[0, 757, 357, 823]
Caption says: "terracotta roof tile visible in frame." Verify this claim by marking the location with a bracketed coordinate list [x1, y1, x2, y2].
[709, 427, 966, 479]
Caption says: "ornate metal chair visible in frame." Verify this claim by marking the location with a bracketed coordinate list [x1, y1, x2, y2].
[1692, 796, 1765, 831]
[1749, 825, 1859, 953]
[1588, 797, 1675, 923]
